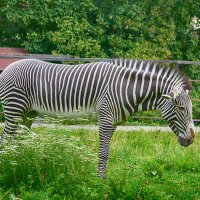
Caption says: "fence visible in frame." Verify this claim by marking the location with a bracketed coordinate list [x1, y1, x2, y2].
[0, 53, 199, 122]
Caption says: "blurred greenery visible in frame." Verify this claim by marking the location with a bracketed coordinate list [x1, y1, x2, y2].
[0, 0, 199, 123]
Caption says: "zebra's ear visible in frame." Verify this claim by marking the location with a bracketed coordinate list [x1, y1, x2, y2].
[162, 90, 179, 100]
[162, 93, 173, 100]
[162, 88, 180, 100]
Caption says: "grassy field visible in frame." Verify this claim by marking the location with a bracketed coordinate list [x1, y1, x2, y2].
[0, 126, 200, 200]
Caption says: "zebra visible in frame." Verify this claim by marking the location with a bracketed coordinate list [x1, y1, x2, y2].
[106, 58, 167, 70]
[106, 58, 195, 140]
[0, 59, 195, 178]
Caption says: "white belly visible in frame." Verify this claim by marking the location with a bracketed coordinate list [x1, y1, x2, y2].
[33, 106, 98, 122]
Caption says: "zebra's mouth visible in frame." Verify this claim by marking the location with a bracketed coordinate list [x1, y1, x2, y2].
[178, 135, 193, 147]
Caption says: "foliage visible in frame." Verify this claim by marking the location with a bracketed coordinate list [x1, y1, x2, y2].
[0, 0, 199, 120]
[1, 127, 200, 199]
[0, 0, 105, 56]
[0, 0, 199, 59]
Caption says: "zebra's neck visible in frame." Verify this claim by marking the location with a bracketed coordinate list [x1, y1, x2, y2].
[109, 66, 186, 122]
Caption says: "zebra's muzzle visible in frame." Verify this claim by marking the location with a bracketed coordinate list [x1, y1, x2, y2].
[178, 128, 195, 147]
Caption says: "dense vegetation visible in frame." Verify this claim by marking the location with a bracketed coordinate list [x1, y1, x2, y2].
[0, 127, 200, 199]
[0, 0, 199, 59]
[0, 0, 199, 119]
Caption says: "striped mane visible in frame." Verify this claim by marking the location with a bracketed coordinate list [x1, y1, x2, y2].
[108, 58, 192, 91]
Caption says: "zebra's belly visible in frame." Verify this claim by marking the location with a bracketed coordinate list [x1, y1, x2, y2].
[32, 106, 98, 121]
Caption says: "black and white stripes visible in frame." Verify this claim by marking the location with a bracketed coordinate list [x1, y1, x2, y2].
[0, 58, 195, 178]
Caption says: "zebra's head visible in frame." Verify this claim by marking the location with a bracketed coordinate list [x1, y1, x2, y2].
[160, 87, 195, 147]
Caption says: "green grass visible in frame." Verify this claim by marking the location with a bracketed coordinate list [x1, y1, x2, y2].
[0, 126, 200, 199]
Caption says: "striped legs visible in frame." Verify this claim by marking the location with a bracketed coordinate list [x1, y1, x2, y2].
[1, 101, 35, 138]
[2, 103, 24, 138]
[2, 110, 37, 137]
[98, 114, 116, 178]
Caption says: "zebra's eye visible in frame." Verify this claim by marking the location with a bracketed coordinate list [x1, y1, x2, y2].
[178, 106, 185, 111]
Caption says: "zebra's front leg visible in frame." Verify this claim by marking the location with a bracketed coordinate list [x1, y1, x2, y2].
[98, 122, 116, 178]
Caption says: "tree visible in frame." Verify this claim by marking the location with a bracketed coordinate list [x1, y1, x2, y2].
[0, 0, 200, 118]
[0, 0, 199, 61]
[0, 0, 105, 56]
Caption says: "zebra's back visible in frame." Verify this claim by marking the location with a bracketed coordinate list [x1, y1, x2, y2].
[0, 59, 118, 115]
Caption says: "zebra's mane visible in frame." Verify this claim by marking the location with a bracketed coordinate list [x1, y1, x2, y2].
[108, 58, 192, 90]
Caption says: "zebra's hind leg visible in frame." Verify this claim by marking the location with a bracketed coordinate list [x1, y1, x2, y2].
[1, 102, 29, 138]
[2, 110, 24, 139]
[98, 121, 116, 178]
[1, 110, 37, 143]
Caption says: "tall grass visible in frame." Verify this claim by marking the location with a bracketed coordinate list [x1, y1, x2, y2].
[0, 126, 200, 199]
